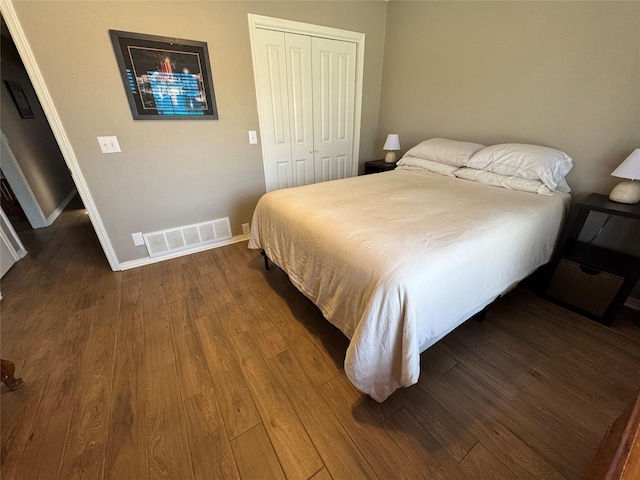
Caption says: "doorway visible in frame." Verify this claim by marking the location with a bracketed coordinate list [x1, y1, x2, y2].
[0, 12, 91, 283]
[0, 2, 119, 270]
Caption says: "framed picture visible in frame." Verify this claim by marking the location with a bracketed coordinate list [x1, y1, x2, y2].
[5, 81, 35, 119]
[109, 30, 218, 120]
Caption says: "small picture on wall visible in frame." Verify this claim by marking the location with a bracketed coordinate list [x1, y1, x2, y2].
[109, 30, 218, 120]
[5, 81, 35, 119]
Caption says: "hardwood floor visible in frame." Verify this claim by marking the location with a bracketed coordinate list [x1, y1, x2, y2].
[2, 198, 640, 479]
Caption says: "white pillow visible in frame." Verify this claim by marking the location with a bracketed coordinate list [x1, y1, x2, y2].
[403, 138, 485, 167]
[465, 143, 572, 191]
[396, 156, 460, 177]
[454, 167, 552, 195]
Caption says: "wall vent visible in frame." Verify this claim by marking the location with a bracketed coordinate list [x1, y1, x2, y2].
[143, 218, 232, 258]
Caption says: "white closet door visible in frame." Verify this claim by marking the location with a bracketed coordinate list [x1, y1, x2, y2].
[284, 34, 315, 187]
[253, 29, 293, 192]
[312, 37, 356, 183]
[253, 28, 357, 191]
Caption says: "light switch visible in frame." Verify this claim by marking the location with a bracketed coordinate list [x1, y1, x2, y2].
[248, 131, 258, 145]
[97, 136, 121, 153]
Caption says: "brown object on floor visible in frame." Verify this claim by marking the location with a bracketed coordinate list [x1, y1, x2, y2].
[585, 386, 640, 479]
[1, 359, 24, 391]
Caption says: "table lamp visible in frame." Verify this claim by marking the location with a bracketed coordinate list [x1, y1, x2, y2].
[609, 149, 640, 204]
[383, 134, 400, 163]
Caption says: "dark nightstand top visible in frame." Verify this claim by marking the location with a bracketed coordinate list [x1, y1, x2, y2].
[578, 193, 640, 220]
[364, 159, 397, 174]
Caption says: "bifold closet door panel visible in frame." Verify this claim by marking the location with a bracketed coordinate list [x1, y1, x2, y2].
[253, 28, 294, 192]
[312, 37, 356, 184]
[284, 33, 315, 188]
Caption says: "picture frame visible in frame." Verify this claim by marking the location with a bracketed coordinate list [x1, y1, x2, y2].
[109, 30, 218, 120]
[5, 81, 35, 119]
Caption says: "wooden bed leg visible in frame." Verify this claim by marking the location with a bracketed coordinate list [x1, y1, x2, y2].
[261, 250, 269, 270]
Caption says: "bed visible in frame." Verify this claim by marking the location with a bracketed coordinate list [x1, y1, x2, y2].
[249, 139, 572, 402]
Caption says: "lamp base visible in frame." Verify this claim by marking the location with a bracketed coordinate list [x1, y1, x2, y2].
[609, 180, 640, 204]
[384, 151, 397, 164]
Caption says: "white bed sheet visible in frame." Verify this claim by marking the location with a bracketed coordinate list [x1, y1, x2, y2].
[249, 169, 569, 401]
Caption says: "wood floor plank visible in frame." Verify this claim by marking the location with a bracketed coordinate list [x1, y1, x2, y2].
[0, 384, 44, 480]
[255, 293, 341, 387]
[145, 364, 193, 480]
[168, 298, 213, 401]
[448, 318, 614, 440]
[395, 382, 477, 462]
[438, 329, 526, 400]
[104, 301, 148, 480]
[183, 388, 240, 480]
[57, 304, 116, 480]
[185, 268, 235, 321]
[160, 259, 188, 304]
[12, 309, 94, 480]
[230, 331, 323, 480]
[268, 350, 378, 480]
[446, 363, 590, 479]
[417, 369, 566, 480]
[383, 407, 467, 480]
[475, 317, 617, 429]
[319, 375, 431, 479]
[309, 468, 333, 480]
[210, 293, 253, 338]
[230, 423, 286, 480]
[486, 308, 637, 418]
[142, 287, 176, 374]
[194, 315, 261, 439]
[73, 255, 103, 311]
[459, 442, 519, 480]
[350, 385, 402, 424]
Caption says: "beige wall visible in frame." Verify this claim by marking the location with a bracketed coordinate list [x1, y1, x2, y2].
[378, 1, 640, 199]
[1, 26, 75, 220]
[378, 1, 640, 300]
[10, 1, 387, 263]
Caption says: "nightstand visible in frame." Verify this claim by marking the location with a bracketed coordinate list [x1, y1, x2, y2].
[364, 159, 397, 175]
[541, 193, 640, 325]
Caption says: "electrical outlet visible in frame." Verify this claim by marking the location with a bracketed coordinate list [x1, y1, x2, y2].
[97, 136, 121, 153]
[131, 232, 144, 246]
[242, 223, 251, 234]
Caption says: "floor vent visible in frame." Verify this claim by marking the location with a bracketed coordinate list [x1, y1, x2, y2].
[143, 218, 232, 258]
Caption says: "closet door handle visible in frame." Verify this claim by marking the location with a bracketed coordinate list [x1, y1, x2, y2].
[314, 149, 319, 153]
[309, 149, 313, 154]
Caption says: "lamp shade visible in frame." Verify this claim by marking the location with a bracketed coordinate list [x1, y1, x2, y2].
[609, 148, 640, 203]
[383, 134, 400, 151]
[611, 149, 640, 180]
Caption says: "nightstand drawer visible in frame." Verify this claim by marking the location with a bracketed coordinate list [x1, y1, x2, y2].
[545, 259, 625, 317]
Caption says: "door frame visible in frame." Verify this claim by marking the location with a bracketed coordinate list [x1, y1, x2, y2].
[1, 0, 119, 270]
[248, 14, 365, 183]
[1, 132, 48, 229]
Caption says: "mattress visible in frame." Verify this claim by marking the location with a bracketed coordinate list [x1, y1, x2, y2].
[249, 169, 569, 401]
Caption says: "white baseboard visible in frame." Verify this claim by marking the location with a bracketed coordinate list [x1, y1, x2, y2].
[624, 297, 640, 311]
[46, 188, 77, 226]
[118, 233, 250, 271]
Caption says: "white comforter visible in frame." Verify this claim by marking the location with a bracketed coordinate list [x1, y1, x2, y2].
[249, 169, 568, 401]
